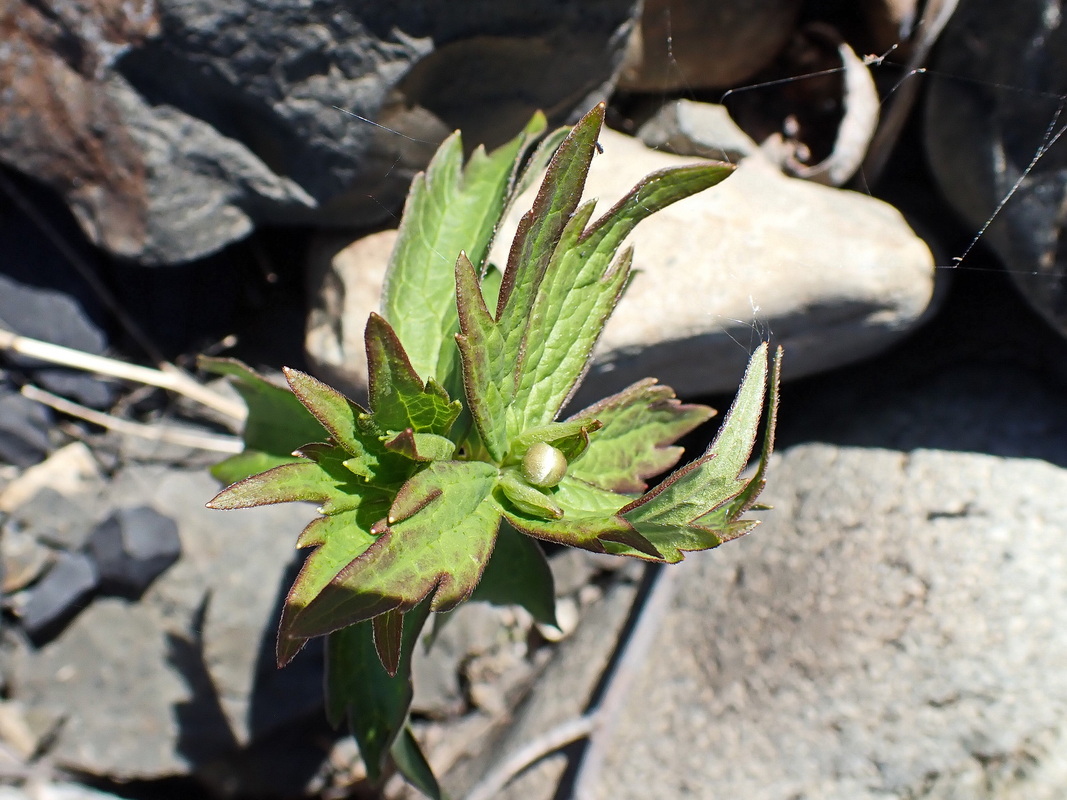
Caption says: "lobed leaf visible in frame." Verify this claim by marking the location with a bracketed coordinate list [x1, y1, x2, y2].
[511, 161, 735, 432]
[200, 357, 326, 482]
[365, 313, 461, 437]
[382, 113, 548, 392]
[277, 500, 387, 666]
[567, 379, 715, 492]
[617, 344, 781, 562]
[287, 461, 501, 639]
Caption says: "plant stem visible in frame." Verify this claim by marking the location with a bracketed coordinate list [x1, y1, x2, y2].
[22, 385, 243, 453]
[1, 328, 246, 422]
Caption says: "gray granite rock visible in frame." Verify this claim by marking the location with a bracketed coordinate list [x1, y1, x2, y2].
[306, 123, 935, 402]
[925, 0, 1067, 339]
[11, 597, 187, 778]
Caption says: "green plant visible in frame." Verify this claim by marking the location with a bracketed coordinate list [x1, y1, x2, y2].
[204, 103, 780, 798]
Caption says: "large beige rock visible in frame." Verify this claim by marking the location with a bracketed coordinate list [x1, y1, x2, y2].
[305, 122, 934, 403]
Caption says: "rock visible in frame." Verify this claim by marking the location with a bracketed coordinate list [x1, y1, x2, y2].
[3, 0, 640, 264]
[0, 785, 128, 800]
[306, 119, 935, 401]
[594, 364, 1067, 798]
[6, 488, 101, 552]
[0, 175, 117, 408]
[9, 464, 328, 787]
[0, 385, 52, 468]
[0, 443, 105, 515]
[11, 597, 190, 778]
[0, 523, 55, 594]
[88, 506, 181, 599]
[617, 0, 802, 91]
[925, 0, 1067, 338]
[443, 577, 641, 798]
[18, 552, 99, 643]
[637, 100, 761, 163]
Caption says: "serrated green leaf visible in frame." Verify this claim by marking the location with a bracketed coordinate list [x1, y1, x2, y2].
[200, 357, 326, 481]
[282, 367, 370, 456]
[511, 160, 735, 432]
[470, 520, 557, 627]
[512, 124, 571, 201]
[206, 448, 362, 514]
[384, 430, 457, 462]
[713, 344, 782, 521]
[365, 313, 461, 436]
[497, 106, 604, 327]
[623, 344, 769, 528]
[325, 599, 431, 782]
[567, 379, 715, 492]
[382, 113, 548, 392]
[288, 461, 501, 639]
[277, 500, 388, 666]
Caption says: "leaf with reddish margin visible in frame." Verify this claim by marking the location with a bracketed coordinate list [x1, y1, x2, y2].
[199, 357, 325, 483]
[617, 344, 781, 563]
[365, 313, 461, 437]
[382, 112, 547, 394]
[287, 461, 500, 639]
[207, 446, 362, 515]
[567, 379, 715, 493]
[276, 490, 391, 666]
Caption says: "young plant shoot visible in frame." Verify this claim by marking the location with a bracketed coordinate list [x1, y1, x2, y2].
[205, 103, 781, 798]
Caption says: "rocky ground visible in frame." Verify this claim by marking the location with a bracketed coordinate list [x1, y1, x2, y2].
[4, 1, 1067, 799]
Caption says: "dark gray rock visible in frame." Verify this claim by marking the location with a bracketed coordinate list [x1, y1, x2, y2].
[88, 506, 181, 599]
[0, 385, 52, 468]
[20, 551, 99, 642]
[925, 0, 1067, 338]
[4, 0, 640, 264]
[0, 176, 116, 408]
[10, 464, 327, 784]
